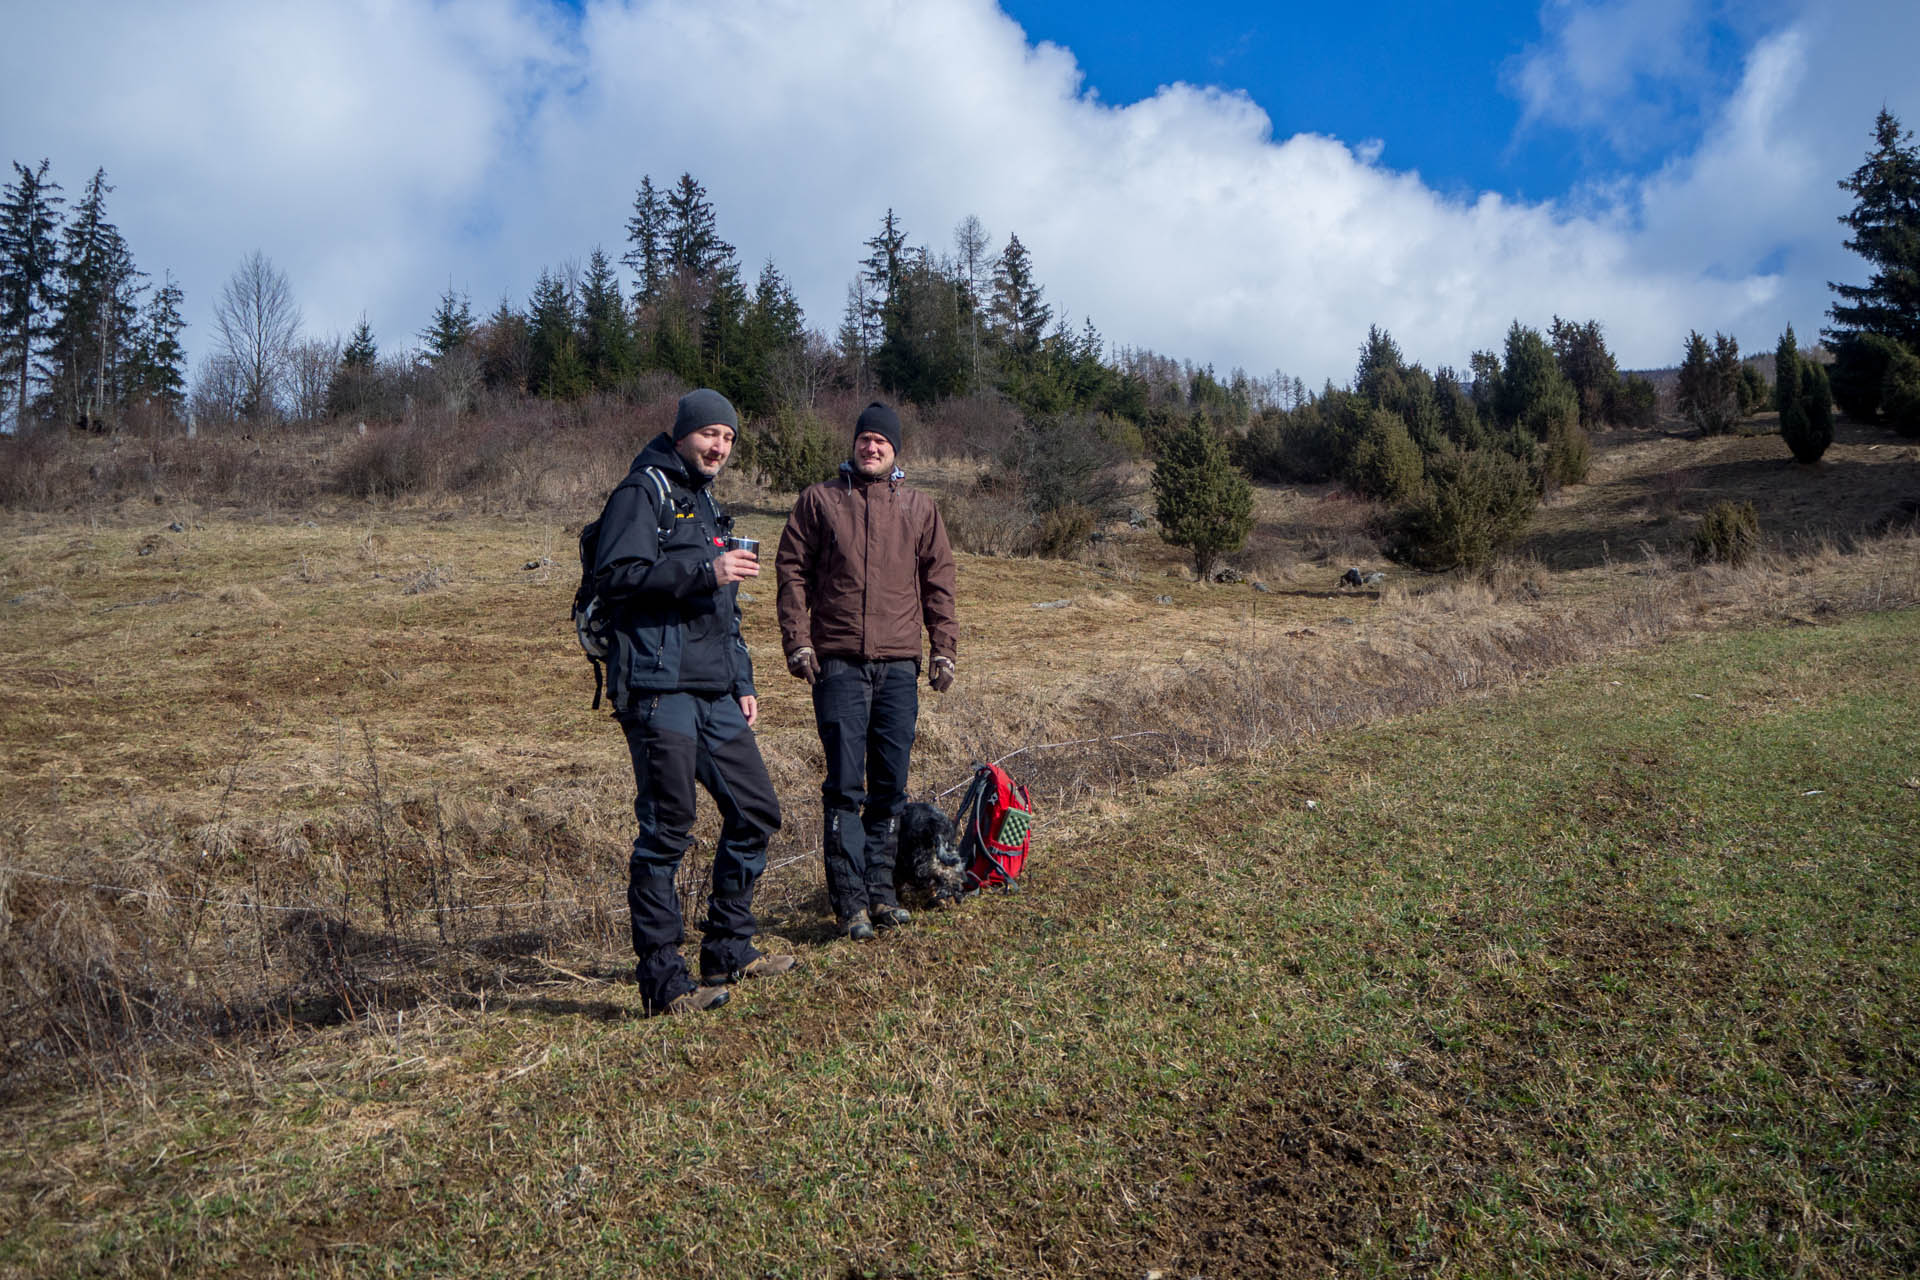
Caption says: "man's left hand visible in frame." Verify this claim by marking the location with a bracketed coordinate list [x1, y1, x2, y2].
[929, 657, 955, 692]
[739, 695, 759, 727]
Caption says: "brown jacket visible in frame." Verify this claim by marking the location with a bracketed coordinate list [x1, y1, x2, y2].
[776, 464, 958, 664]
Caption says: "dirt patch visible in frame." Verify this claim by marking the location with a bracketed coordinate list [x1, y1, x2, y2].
[1111, 1069, 1417, 1277]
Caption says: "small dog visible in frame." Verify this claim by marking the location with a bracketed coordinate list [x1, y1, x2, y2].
[895, 801, 968, 906]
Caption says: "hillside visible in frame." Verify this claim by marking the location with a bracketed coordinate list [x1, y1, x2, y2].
[1, 417, 1918, 1275]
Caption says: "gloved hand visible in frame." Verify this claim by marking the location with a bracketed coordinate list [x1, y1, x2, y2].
[787, 647, 820, 684]
[929, 656, 955, 692]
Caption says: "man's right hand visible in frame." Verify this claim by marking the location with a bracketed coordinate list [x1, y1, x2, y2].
[712, 549, 760, 586]
[787, 647, 820, 684]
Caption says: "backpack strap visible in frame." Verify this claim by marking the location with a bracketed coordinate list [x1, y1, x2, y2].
[642, 466, 674, 539]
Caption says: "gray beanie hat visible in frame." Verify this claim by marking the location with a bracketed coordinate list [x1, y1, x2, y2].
[854, 401, 903, 455]
[673, 388, 739, 441]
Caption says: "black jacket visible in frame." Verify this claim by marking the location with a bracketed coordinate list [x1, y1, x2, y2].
[592, 434, 754, 707]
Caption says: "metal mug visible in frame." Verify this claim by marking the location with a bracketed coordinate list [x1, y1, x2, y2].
[722, 535, 760, 556]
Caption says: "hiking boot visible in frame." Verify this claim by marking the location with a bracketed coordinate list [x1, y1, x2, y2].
[701, 953, 800, 986]
[839, 909, 876, 941]
[870, 903, 912, 930]
[646, 985, 731, 1017]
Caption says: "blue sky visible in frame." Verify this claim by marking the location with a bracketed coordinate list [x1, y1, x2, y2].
[3, 0, 1915, 389]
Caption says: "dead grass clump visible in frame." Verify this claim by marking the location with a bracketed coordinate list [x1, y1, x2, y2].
[401, 564, 451, 595]
[214, 584, 274, 609]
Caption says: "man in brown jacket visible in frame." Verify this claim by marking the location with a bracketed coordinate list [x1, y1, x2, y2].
[776, 402, 958, 940]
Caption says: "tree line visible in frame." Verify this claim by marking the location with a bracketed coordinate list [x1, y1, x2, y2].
[1, 162, 187, 433]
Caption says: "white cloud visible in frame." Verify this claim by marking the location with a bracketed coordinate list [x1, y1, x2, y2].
[1, 0, 1915, 389]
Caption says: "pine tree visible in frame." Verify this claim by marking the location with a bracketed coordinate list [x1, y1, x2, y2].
[0, 159, 63, 430]
[327, 316, 380, 419]
[837, 275, 878, 393]
[475, 296, 530, 392]
[131, 271, 187, 416]
[738, 259, 806, 414]
[698, 261, 749, 397]
[665, 173, 733, 281]
[1827, 109, 1920, 348]
[623, 175, 668, 304]
[1549, 316, 1620, 428]
[579, 248, 636, 390]
[1152, 415, 1253, 580]
[861, 209, 909, 322]
[874, 255, 970, 408]
[989, 233, 1049, 359]
[342, 317, 377, 367]
[419, 285, 474, 361]
[525, 269, 577, 397]
[47, 168, 143, 429]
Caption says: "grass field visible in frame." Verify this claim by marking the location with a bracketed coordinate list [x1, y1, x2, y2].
[2, 606, 1916, 1276]
[3, 417, 1919, 1275]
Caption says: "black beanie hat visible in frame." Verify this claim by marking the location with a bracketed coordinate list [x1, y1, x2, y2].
[854, 401, 903, 455]
[673, 388, 739, 441]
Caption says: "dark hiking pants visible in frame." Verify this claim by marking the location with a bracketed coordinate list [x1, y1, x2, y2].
[618, 692, 781, 1009]
[812, 657, 919, 923]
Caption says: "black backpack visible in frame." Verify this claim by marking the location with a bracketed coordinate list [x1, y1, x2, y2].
[574, 466, 673, 709]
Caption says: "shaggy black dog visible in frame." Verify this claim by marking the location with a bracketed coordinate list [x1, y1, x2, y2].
[894, 801, 968, 906]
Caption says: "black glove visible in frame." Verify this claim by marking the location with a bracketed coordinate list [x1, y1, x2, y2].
[929, 656, 955, 693]
[788, 647, 820, 684]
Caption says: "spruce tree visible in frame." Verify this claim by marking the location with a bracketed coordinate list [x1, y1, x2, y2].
[861, 209, 909, 327]
[525, 269, 577, 397]
[665, 173, 732, 281]
[0, 159, 63, 430]
[47, 168, 143, 429]
[623, 175, 668, 304]
[1152, 415, 1253, 580]
[579, 248, 635, 390]
[1827, 109, 1920, 348]
[327, 316, 380, 419]
[341, 317, 377, 367]
[989, 233, 1049, 359]
[419, 285, 474, 361]
[132, 271, 187, 416]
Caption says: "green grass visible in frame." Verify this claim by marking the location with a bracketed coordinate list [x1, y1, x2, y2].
[5, 611, 1918, 1277]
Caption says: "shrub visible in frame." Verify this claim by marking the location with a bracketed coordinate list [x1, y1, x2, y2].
[997, 414, 1133, 521]
[1676, 331, 1742, 435]
[1384, 447, 1537, 572]
[1737, 364, 1770, 417]
[1782, 357, 1835, 463]
[1828, 332, 1905, 423]
[1608, 373, 1660, 429]
[1882, 345, 1920, 437]
[1692, 500, 1761, 565]
[1540, 415, 1591, 489]
[1152, 417, 1254, 579]
[1347, 407, 1424, 502]
[751, 409, 838, 492]
[1235, 402, 1343, 483]
[336, 423, 438, 497]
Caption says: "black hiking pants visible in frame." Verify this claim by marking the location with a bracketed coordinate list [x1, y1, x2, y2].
[618, 691, 781, 1009]
[812, 657, 919, 923]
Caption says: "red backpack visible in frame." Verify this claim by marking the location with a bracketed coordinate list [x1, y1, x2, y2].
[953, 762, 1032, 890]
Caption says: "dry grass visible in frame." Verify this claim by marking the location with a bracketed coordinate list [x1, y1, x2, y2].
[1, 416, 1917, 1100]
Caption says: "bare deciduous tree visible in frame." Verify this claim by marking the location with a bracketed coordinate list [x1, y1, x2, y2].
[286, 336, 340, 423]
[214, 250, 300, 422]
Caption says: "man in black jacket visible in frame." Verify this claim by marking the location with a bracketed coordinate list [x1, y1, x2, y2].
[592, 388, 795, 1015]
